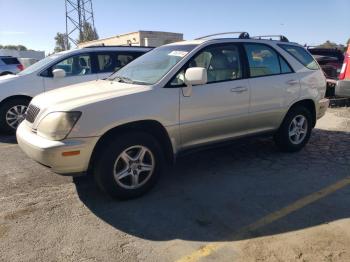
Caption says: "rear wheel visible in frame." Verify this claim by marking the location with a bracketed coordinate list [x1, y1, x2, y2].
[274, 106, 313, 152]
[0, 98, 30, 134]
[93, 132, 164, 199]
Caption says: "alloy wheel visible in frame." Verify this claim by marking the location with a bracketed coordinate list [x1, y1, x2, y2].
[5, 105, 27, 129]
[113, 145, 155, 189]
[288, 115, 308, 145]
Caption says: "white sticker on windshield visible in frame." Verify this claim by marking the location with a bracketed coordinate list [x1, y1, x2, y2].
[168, 51, 188, 57]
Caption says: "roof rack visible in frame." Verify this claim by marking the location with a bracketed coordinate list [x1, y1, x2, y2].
[83, 45, 154, 49]
[195, 32, 250, 40]
[251, 35, 289, 42]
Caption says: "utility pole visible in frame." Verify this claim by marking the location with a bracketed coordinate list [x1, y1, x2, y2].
[65, 0, 96, 49]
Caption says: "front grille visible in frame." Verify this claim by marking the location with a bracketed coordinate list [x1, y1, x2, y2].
[25, 104, 40, 123]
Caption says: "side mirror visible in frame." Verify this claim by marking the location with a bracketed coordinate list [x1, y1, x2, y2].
[52, 69, 66, 78]
[185, 67, 207, 86]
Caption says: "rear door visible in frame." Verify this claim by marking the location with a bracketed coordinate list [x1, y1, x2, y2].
[244, 43, 299, 133]
[94, 52, 144, 79]
[42, 53, 97, 91]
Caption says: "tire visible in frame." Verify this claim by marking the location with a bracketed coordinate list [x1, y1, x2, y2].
[93, 132, 165, 200]
[0, 98, 30, 134]
[274, 105, 313, 152]
[0, 72, 13, 76]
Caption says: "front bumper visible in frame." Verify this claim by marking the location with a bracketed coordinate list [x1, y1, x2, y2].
[317, 98, 329, 120]
[335, 80, 350, 98]
[16, 122, 99, 175]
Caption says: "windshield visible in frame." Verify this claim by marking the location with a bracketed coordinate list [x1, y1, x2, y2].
[18, 53, 62, 75]
[109, 44, 197, 85]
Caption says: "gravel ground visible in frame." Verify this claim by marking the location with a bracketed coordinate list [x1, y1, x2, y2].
[0, 108, 349, 262]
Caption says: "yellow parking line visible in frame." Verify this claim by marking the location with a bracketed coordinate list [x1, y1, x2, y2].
[176, 176, 350, 262]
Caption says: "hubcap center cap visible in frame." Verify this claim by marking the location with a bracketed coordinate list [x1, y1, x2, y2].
[130, 163, 138, 171]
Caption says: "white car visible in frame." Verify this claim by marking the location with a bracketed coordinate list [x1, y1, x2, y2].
[0, 46, 151, 133]
[17, 33, 329, 199]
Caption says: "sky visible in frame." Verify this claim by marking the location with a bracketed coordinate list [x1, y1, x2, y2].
[0, 0, 349, 54]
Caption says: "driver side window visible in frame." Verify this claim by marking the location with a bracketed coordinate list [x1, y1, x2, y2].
[50, 54, 91, 77]
[170, 44, 242, 86]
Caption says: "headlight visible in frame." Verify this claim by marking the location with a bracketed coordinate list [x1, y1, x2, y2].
[37, 112, 81, 140]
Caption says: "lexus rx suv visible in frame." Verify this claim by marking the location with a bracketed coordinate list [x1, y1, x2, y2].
[0, 46, 151, 133]
[17, 33, 329, 199]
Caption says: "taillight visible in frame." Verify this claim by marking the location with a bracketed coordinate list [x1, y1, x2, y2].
[17, 64, 24, 71]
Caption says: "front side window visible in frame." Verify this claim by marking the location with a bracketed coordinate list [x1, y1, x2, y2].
[51, 54, 91, 77]
[279, 44, 319, 70]
[171, 44, 242, 86]
[244, 44, 281, 77]
[109, 45, 197, 85]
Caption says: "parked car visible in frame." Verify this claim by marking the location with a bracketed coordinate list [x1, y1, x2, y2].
[0, 46, 151, 133]
[308, 47, 345, 96]
[17, 33, 329, 199]
[335, 45, 350, 98]
[18, 58, 39, 69]
[0, 56, 24, 76]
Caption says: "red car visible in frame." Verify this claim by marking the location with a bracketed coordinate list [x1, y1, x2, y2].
[308, 47, 344, 97]
[335, 45, 350, 98]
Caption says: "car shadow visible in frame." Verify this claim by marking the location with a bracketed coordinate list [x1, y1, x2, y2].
[0, 134, 17, 144]
[73, 128, 349, 242]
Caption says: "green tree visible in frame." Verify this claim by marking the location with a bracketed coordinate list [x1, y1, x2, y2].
[54, 32, 70, 53]
[77, 22, 99, 43]
[318, 40, 338, 49]
[16, 45, 27, 51]
[0, 45, 27, 51]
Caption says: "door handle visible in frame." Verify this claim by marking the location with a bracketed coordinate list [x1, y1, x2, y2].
[231, 86, 248, 93]
[286, 79, 299, 85]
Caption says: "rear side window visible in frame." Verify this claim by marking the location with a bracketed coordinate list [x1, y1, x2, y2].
[279, 56, 293, 73]
[244, 44, 281, 77]
[1, 57, 20, 65]
[96, 52, 143, 73]
[279, 44, 319, 70]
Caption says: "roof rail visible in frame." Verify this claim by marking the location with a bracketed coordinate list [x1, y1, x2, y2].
[195, 32, 250, 40]
[251, 35, 289, 42]
[83, 45, 154, 49]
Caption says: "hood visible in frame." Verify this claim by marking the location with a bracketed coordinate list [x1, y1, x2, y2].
[31, 79, 152, 111]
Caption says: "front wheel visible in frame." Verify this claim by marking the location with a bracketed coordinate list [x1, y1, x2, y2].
[274, 106, 313, 152]
[0, 98, 30, 134]
[93, 132, 164, 199]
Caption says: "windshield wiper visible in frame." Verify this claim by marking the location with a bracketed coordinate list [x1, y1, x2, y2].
[114, 76, 134, 83]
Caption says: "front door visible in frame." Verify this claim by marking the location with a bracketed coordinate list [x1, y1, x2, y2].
[173, 43, 250, 149]
[43, 53, 97, 91]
